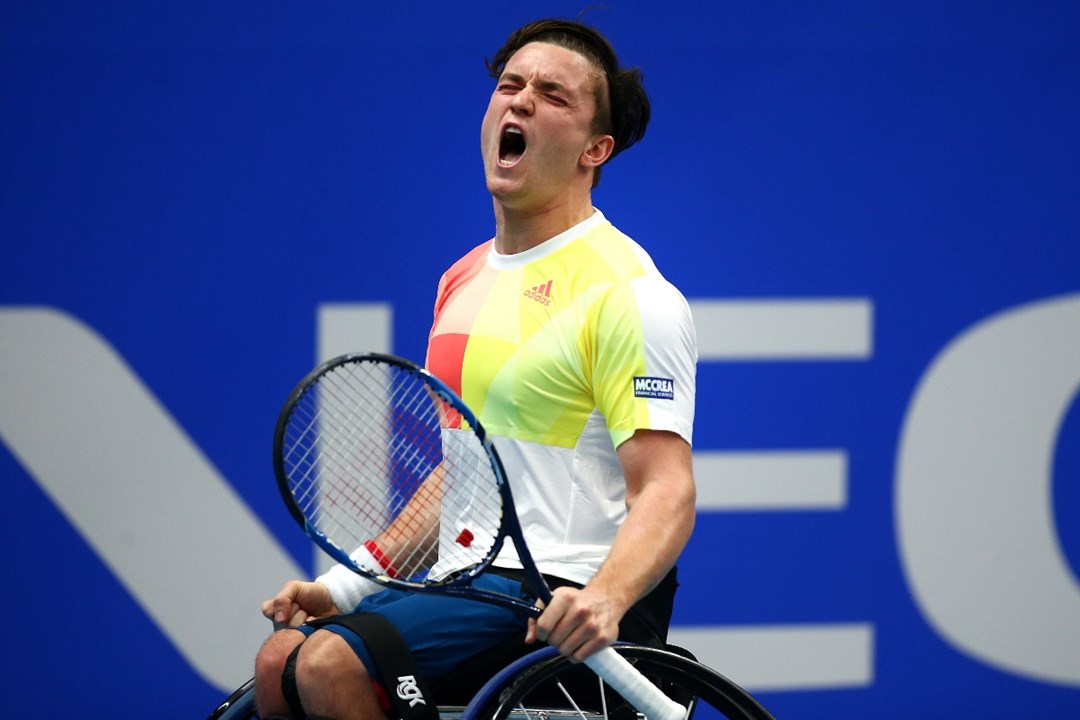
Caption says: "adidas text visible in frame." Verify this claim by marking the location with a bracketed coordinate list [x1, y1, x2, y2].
[524, 279, 553, 306]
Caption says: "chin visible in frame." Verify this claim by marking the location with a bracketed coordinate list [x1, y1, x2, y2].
[486, 175, 524, 201]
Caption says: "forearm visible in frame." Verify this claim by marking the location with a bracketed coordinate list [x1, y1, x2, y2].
[529, 431, 694, 660]
[591, 429, 696, 620]
[589, 472, 695, 618]
[531, 451, 694, 659]
[370, 465, 444, 576]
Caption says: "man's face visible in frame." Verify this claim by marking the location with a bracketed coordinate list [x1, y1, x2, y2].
[481, 42, 609, 211]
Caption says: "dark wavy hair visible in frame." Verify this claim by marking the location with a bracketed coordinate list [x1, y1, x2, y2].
[486, 19, 650, 187]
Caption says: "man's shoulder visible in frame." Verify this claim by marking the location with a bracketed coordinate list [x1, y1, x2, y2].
[448, 239, 492, 271]
[573, 219, 668, 284]
[438, 240, 492, 289]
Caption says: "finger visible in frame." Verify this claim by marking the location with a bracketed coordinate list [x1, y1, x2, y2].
[288, 605, 308, 627]
[547, 604, 612, 659]
[568, 639, 602, 663]
[263, 595, 292, 623]
[269, 600, 304, 631]
[535, 593, 569, 642]
[551, 621, 585, 659]
[269, 594, 298, 624]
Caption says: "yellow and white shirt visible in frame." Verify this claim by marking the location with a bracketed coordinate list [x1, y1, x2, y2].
[426, 210, 697, 585]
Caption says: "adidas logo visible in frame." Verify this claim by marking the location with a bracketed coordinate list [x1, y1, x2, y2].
[523, 279, 553, 306]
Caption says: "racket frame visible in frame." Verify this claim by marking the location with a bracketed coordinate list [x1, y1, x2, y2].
[272, 352, 544, 616]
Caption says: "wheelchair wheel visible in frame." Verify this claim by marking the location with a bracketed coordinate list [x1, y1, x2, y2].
[460, 645, 775, 720]
[205, 677, 256, 720]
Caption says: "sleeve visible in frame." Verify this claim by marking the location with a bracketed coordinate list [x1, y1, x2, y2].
[592, 275, 697, 448]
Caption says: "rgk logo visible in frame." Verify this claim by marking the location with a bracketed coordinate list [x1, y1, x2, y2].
[396, 675, 427, 707]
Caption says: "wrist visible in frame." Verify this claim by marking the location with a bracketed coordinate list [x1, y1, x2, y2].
[315, 562, 384, 613]
[359, 539, 399, 578]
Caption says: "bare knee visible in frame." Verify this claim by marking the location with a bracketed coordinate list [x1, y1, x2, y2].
[295, 630, 385, 720]
[295, 629, 371, 689]
[254, 629, 305, 717]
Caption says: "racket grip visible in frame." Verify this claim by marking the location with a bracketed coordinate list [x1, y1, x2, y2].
[584, 646, 686, 720]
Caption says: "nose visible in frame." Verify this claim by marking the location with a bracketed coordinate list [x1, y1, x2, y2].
[509, 86, 534, 115]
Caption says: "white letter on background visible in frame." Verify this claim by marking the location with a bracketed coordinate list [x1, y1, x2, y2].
[0, 307, 306, 690]
[896, 293, 1080, 686]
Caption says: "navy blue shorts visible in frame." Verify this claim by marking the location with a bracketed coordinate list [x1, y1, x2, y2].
[298, 573, 530, 683]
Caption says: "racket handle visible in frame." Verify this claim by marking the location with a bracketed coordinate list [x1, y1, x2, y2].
[584, 646, 687, 720]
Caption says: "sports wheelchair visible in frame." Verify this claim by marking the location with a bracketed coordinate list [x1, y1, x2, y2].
[207, 638, 776, 720]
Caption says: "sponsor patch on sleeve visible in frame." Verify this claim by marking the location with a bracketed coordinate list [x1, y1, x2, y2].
[633, 376, 676, 400]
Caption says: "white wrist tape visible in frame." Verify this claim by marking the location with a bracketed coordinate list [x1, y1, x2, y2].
[315, 544, 388, 612]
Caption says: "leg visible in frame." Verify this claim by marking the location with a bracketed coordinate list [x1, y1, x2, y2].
[254, 628, 306, 718]
[294, 629, 388, 720]
[251, 577, 527, 719]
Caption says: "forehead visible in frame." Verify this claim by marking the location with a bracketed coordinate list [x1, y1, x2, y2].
[502, 41, 603, 94]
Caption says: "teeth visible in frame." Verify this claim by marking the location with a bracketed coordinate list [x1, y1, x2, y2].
[498, 126, 526, 166]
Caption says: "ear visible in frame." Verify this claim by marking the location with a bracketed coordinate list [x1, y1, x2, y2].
[579, 134, 615, 169]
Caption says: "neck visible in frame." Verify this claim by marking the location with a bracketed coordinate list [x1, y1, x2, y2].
[492, 196, 595, 255]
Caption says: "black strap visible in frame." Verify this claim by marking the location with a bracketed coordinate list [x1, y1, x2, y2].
[280, 643, 305, 718]
[306, 613, 439, 720]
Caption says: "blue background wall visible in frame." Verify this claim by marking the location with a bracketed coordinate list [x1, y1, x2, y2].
[2, 2, 1079, 717]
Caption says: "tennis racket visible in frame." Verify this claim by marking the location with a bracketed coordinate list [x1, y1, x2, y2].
[273, 352, 687, 720]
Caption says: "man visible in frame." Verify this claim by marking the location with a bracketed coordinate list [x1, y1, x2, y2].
[255, 19, 697, 720]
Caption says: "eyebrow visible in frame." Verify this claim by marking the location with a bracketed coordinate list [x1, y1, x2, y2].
[500, 71, 572, 96]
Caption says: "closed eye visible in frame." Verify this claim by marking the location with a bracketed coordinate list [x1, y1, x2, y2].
[497, 72, 526, 94]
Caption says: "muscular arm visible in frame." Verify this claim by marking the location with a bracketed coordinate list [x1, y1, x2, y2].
[532, 428, 696, 660]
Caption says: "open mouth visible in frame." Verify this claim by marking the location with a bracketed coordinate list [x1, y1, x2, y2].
[498, 126, 526, 166]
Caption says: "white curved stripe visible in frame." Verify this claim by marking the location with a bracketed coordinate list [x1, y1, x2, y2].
[0, 307, 304, 691]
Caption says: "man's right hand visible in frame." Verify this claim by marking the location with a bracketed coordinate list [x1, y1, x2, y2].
[261, 580, 341, 629]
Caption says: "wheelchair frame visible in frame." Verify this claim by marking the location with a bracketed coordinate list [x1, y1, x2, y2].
[206, 643, 775, 720]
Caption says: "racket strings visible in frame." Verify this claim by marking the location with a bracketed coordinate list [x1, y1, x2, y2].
[281, 360, 505, 584]
[289, 384, 397, 531]
[291, 365, 446, 571]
